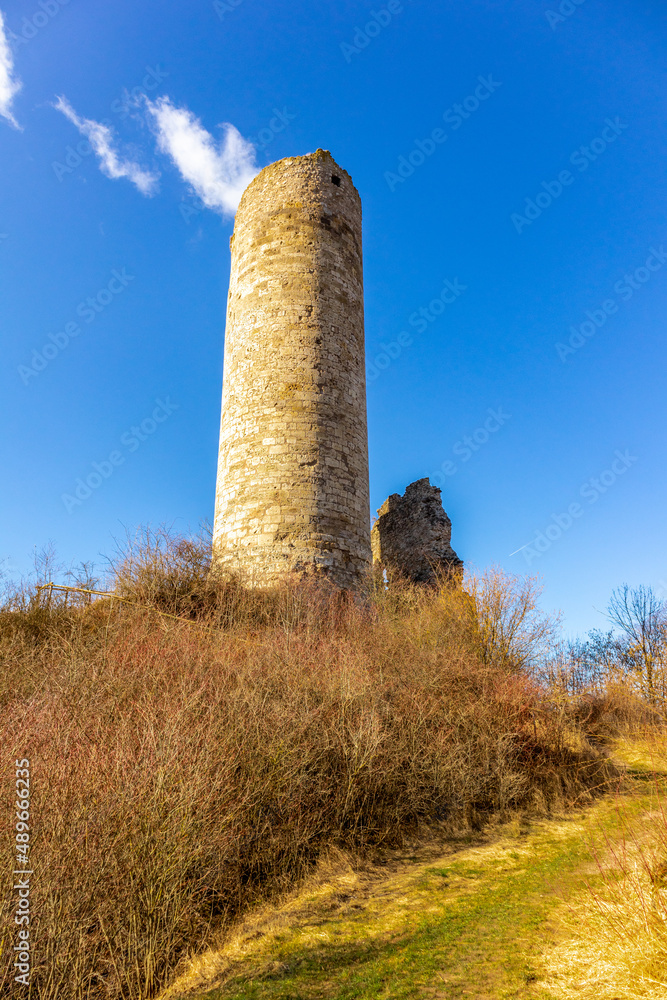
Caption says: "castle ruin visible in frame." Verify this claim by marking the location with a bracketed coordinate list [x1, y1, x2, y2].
[212, 151, 462, 590]
[371, 478, 462, 584]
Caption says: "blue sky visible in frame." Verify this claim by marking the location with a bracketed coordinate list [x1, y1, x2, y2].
[1, 0, 665, 635]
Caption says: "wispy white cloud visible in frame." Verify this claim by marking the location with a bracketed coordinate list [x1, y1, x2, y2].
[54, 96, 159, 195]
[0, 10, 22, 129]
[145, 96, 258, 217]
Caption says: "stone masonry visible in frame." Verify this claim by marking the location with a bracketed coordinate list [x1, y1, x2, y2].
[211, 150, 372, 588]
[371, 478, 462, 583]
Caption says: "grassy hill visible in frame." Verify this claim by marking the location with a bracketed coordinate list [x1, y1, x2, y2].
[0, 534, 663, 999]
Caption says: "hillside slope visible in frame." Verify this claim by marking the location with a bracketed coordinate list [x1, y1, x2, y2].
[163, 749, 666, 1000]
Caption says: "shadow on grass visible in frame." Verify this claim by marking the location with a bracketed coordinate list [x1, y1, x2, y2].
[188, 849, 573, 1000]
[195, 919, 544, 1000]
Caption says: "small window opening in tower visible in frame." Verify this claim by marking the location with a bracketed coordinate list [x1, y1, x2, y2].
[331, 174, 341, 186]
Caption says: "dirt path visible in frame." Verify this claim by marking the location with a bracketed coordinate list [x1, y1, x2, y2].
[161, 753, 665, 1000]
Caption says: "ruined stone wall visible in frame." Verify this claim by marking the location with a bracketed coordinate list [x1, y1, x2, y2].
[212, 150, 371, 588]
[371, 478, 462, 583]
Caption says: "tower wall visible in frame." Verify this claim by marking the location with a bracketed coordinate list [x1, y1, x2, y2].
[212, 150, 371, 588]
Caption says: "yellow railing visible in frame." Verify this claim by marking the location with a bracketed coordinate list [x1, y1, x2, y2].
[33, 583, 216, 631]
[35, 583, 124, 608]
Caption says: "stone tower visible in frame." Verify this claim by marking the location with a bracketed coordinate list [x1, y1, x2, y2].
[211, 150, 371, 588]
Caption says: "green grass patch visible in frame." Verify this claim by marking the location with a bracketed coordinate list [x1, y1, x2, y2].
[182, 791, 656, 1000]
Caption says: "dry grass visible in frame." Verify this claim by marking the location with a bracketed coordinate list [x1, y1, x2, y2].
[543, 733, 667, 999]
[161, 805, 635, 1000]
[0, 531, 615, 999]
[612, 732, 667, 774]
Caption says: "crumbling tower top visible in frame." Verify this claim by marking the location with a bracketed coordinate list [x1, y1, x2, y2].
[372, 478, 462, 583]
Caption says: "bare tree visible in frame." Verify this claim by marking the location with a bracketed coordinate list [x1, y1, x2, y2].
[32, 541, 63, 586]
[539, 631, 620, 696]
[464, 567, 561, 673]
[605, 584, 666, 704]
[64, 561, 101, 592]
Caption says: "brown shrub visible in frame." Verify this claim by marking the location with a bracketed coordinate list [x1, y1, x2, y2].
[568, 686, 665, 744]
[0, 545, 614, 1000]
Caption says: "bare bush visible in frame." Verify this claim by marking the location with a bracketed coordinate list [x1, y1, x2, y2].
[540, 586, 667, 730]
[0, 535, 613, 1000]
[461, 566, 561, 673]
